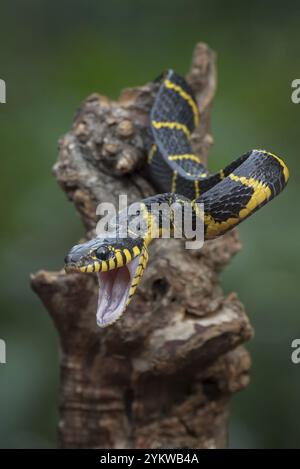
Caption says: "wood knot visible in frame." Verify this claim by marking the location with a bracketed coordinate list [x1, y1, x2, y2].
[117, 120, 134, 137]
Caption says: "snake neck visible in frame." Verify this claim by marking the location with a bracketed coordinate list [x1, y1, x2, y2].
[138, 192, 195, 244]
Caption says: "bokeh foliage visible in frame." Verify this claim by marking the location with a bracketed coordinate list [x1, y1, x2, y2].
[0, 0, 299, 448]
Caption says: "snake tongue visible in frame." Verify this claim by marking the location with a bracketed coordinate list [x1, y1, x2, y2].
[96, 254, 141, 327]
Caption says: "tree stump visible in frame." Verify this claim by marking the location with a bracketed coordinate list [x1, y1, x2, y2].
[31, 43, 253, 449]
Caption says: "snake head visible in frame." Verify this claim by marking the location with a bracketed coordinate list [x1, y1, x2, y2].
[64, 236, 148, 327]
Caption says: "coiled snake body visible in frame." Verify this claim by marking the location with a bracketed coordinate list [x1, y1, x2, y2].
[65, 70, 289, 327]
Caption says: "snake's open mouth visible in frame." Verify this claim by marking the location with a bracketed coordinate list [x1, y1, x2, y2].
[96, 255, 141, 327]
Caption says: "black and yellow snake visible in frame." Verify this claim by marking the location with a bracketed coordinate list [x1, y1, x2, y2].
[64, 70, 289, 327]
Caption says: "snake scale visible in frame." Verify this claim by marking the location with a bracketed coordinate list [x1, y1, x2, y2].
[64, 70, 289, 327]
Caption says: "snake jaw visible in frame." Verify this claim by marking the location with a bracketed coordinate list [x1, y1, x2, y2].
[96, 254, 142, 328]
[64, 263, 82, 273]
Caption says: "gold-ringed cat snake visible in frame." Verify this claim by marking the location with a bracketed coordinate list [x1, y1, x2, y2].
[64, 70, 289, 327]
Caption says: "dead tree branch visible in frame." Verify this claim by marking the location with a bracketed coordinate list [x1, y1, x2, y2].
[31, 43, 253, 449]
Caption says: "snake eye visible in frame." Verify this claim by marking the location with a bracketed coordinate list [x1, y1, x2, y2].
[95, 246, 108, 260]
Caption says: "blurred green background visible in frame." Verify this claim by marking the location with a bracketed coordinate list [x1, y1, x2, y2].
[0, 0, 299, 448]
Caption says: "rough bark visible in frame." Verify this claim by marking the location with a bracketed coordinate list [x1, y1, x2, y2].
[31, 43, 253, 449]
